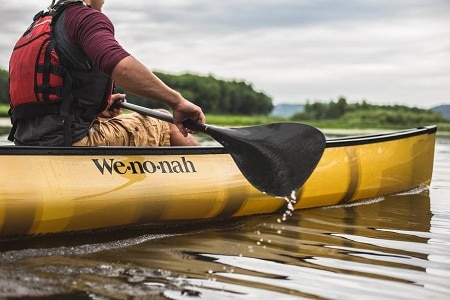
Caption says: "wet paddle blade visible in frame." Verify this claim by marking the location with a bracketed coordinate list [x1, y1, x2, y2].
[204, 123, 326, 197]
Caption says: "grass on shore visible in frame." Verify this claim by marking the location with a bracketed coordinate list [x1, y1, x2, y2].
[1, 104, 449, 133]
[205, 114, 450, 132]
[0, 105, 7, 116]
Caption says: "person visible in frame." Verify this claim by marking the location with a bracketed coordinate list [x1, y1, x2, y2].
[8, 0, 204, 147]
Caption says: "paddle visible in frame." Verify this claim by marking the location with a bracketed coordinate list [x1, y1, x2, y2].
[113, 100, 326, 198]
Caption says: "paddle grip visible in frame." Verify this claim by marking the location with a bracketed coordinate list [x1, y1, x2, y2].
[182, 119, 207, 132]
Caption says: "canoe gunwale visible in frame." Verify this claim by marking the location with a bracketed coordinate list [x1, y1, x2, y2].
[326, 125, 437, 148]
[0, 125, 437, 155]
[0, 145, 228, 156]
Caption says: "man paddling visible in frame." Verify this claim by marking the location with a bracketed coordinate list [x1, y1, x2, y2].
[8, 0, 204, 146]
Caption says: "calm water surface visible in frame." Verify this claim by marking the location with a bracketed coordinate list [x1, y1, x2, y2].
[0, 133, 449, 299]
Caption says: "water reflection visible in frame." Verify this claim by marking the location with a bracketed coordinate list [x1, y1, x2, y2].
[1, 192, 441, 298]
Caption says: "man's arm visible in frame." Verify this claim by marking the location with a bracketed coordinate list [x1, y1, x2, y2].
[111, 56, 205, 136]
[111, 56, 183, 107]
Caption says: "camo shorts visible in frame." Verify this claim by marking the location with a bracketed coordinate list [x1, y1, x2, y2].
[73, 112, 171, 147]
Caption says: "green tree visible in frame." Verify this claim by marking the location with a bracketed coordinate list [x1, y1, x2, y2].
[0, 68, 9, 104]
[0, 67, 273, 115]
[291, 96, 448, 128]
[154, 72, 273, 115]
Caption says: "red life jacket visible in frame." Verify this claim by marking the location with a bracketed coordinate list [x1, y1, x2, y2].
[9, 11, 66, 115]
[9, 2, 112, 145]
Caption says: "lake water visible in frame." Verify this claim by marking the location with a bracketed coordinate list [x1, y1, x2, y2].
[0, 133, 449, 299]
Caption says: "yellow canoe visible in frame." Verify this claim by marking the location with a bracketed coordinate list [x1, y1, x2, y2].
[0, 126, 436, 237]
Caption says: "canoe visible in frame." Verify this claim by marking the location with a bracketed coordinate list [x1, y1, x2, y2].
[0, 125, 436, 237]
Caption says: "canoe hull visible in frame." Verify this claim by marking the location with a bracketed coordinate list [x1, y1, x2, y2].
[0, 126, 437, 236]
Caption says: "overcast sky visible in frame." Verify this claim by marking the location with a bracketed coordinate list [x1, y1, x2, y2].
[1, 0, 449, 108]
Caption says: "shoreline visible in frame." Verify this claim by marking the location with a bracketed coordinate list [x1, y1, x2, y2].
[0, 118, 448, 137]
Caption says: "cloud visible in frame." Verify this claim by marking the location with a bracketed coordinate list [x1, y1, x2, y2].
[1, 0, 449, 108]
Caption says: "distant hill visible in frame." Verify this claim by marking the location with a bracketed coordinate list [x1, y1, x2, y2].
[432, 105, 450, 120]
[271, 104, 304, 118]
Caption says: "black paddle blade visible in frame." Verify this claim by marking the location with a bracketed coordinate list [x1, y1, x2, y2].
[114, 101, 326, 197]
[204, 123, 326, 198]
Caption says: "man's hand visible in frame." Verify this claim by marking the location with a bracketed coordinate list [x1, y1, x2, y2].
[172, 99, 205, 137]
[97, 93, 126, 118]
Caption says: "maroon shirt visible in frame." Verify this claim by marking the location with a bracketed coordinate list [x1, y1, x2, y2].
[64, 5, 130, 76]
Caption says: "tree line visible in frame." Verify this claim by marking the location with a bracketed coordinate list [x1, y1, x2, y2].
[292, 96, 448, 128]
[1, 66, 447, 127]
[0, 68, 273, 115]
[0, 68, 8, 105]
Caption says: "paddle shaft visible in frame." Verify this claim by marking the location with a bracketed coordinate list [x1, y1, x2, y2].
[114, 101, 206, 132]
